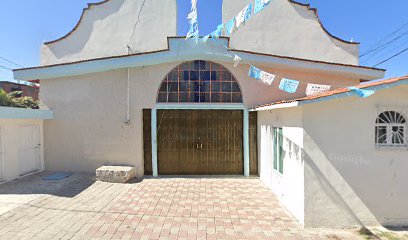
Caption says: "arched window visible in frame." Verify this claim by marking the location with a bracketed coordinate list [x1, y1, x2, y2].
[375, 111, 407, 147]
[157, 60, 243, 103]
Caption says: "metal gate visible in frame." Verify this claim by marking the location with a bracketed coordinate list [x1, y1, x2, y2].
[156, 110, 244, 175]
[18, 125, 41, 176]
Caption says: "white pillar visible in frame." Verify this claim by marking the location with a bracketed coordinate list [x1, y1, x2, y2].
[243, 109, 250, 177]
[151, 108, 158, 177]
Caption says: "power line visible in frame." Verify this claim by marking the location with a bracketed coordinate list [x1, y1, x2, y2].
[361, 34, 408, 64]
[360, 20, 408, 57]
[373, 46, 408, 67]
[362, 39, 408, 65]
[360, 31, 408, 58]
[0, 64, 12, 71]
[0, 56, 24, 68]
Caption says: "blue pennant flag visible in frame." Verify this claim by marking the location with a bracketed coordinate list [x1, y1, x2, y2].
[348, 87, 375, 98]
[248, 66, 262, 80]
[186, 25, 199, 42]
[225, 18, 236, 36]
[279, 78, 299, 93]
[202, 34, 210, 43]
[254, 0, 271, 14]
[209, 24, 224, 39]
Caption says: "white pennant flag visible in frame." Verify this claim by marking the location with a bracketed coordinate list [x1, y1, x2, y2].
[306, 83, 331, 96]
[260, 71, 276, 85]
[233, 55, 241, 67]
[186, 0, 199, 41]
[235, 4, 252, 28]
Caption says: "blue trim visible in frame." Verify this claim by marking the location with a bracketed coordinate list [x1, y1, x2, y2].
[151, 108, 158, 177]
[14, 38, 384, 81]
[243, 109, 250, 177]
[155, 103, 246, 110]
[151, 104, 250, 177]
[0, 107, 53, 119]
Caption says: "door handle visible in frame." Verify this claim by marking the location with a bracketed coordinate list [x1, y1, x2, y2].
[196, 143, 199, 149]
[200, 143, 203, 149]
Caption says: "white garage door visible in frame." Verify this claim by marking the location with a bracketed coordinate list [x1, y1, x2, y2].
[19, 125, 41, 176]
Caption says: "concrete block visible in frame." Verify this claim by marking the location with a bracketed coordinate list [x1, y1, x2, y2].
[96, 166, 136, 183]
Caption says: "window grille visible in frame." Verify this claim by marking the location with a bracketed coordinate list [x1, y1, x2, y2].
[375, 110, 407, 148]
[157, 60, 243, 103]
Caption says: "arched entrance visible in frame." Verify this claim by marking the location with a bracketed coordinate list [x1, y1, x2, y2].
[147, 60, 256, 176]
[157, 60, 243, 103]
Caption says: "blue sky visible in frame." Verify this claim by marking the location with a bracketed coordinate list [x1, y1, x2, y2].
[0, 0, 407, 82]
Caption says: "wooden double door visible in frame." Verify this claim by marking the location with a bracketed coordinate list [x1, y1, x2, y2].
[156, 110, 244, 175]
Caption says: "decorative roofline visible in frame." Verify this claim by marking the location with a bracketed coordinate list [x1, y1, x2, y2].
[288, 0, 359, 45]
[44, 0, 359, 46]
[44, 0, 112, 45]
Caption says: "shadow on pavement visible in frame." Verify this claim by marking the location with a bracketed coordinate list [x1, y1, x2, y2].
[0, 171, 96, 198]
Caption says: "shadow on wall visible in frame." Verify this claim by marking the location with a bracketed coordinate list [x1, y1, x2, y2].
[285, 135, 301, 165]
[46, 0, 126, 60]
[303, 131, 380, 228]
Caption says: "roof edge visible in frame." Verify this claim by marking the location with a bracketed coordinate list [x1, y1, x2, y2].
[231, 49, 384, 72]
[288, 0, 359, 45]
[44, 0, 112, 45]
[254, 76, 408, 110]
[15, 37, 382, 73]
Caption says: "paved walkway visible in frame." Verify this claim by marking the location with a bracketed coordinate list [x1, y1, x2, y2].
[0, 172, 362, 240]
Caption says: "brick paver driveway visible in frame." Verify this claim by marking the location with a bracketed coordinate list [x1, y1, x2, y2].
[0, 172, 361, 240]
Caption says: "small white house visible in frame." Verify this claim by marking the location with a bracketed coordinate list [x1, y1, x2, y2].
[254, 76, 408, 227]
[0, 107, 52, 182]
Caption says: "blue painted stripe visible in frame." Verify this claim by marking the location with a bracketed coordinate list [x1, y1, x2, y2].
[14, 39, 384, 81]
[155, 103, 246, 110]
[0, 107, 53, 119]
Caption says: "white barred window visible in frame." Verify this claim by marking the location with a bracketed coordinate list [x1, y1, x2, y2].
[375, 111, 407, 148]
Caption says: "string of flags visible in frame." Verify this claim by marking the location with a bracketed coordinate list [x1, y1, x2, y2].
[186, 0, 199, 42]
[248, 66, 275, 85]
[203, 0, 266, 42]
[232, 45, 375, 97]
[188, 0, 376, 98]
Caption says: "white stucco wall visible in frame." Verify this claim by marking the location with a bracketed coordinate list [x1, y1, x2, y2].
[0, 119, 44, 182]
[302, 85, 408, 227]
[41, 0, 177, 65]
[222, 0, 359, 65]
[258, 108, 304, 225]
[39, 55, 365, 177]
[257, 84, 408, 228]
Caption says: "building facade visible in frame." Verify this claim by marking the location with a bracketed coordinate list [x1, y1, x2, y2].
[13, 0, 408, 228]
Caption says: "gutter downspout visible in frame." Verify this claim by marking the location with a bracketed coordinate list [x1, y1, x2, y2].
[125, 46, 131, 125]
